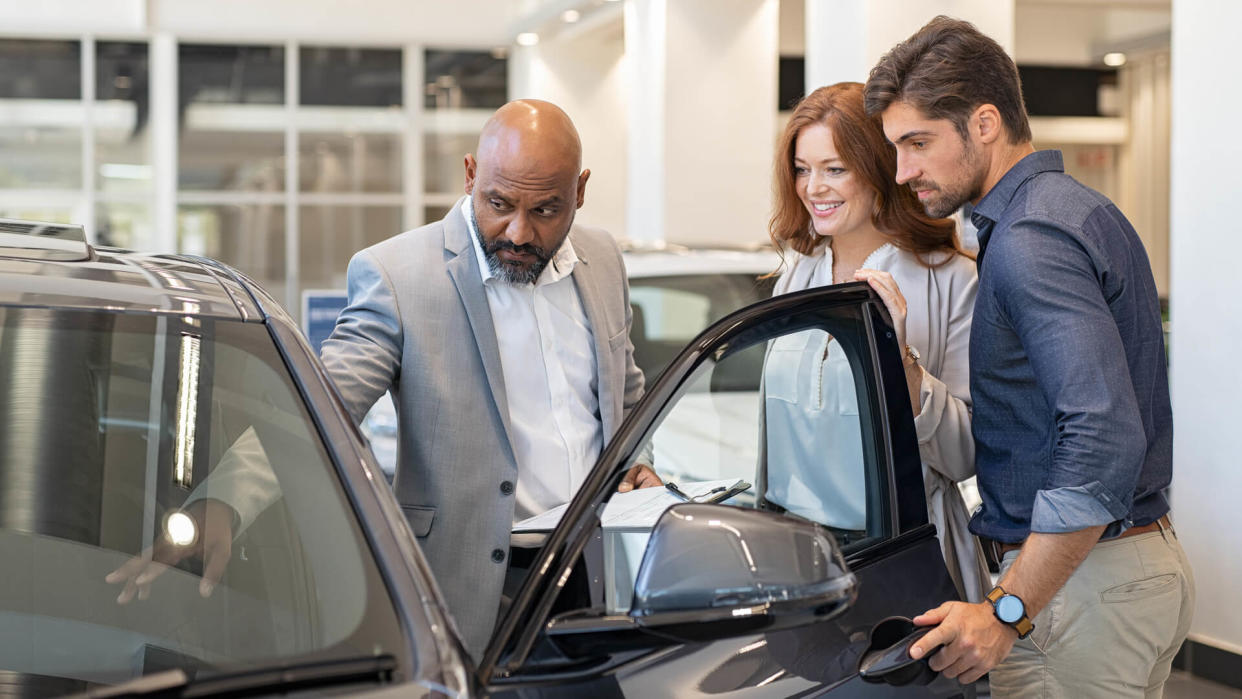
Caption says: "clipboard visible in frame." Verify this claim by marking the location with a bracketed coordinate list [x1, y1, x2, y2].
[664, 479, 751, 505]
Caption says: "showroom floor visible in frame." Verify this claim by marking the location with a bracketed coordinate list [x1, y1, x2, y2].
[1166, 671, 1242, 698]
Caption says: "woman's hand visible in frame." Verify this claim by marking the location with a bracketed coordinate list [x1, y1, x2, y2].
[855, 269, 922, 415]
[854, 269, 907, 350]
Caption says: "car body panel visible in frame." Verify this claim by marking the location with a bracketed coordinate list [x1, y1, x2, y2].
[0, 247, 252, 320]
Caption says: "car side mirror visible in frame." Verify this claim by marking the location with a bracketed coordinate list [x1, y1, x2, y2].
[545, 504, 857, 657]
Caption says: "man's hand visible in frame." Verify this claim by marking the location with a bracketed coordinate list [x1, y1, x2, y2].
[617, 463, 662, 492]
[909, 601, 1017, 685]
[105, 499, 236, 603]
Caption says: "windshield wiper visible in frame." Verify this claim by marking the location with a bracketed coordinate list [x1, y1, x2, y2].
[69, 654, 397, 698]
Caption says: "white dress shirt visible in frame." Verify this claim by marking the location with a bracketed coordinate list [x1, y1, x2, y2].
[463, 199, 604, 523]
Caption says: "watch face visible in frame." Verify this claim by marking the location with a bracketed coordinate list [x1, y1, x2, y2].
[996, 595, 1025, 623]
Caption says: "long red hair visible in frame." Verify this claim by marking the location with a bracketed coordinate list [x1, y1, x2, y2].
[769, 82, 965, 263]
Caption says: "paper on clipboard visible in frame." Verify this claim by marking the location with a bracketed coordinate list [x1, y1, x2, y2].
[512, 479, 750, 533]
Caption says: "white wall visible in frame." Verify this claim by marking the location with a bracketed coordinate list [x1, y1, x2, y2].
[662, 0, 778, 246]
[510, 22, 629, 237]
[1014, 3, 1170, 66]
[805, 0, 1014, 89]
[1169, 0, 1242, 657]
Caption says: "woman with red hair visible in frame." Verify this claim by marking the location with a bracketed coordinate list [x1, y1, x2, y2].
[763, 82, 988, 602]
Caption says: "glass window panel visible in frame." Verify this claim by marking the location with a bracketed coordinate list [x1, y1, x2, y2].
[423, 132, 473, 196]
[424, 49, 507, 110]
[179, 130, 285, 191]
[0, 39, 80, 100]
[0, 125, 82, 188]
[178, 44, 284, 192]
[179, 44, 284, 105]
[628, 274, 776, 381]
[547, 310, 885, 616]
[178, 204, 286, 307]
[96, 42, 151, 197]
[95, 202, 152, 250]
[298, 205, 402, 291]
[300, 47, 402, 107]
[0, 39, 82, 189]
[0, 207, 74, 224]
[299, 132, 401, 193]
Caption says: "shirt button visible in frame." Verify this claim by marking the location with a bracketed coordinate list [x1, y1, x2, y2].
[491, 548, 506, 563]
[500, 480, 515, 495]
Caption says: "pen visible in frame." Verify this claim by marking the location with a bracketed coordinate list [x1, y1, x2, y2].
[665, 481, 692, 501]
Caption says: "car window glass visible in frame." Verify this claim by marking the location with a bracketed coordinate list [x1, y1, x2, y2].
[556, 310, 886, 619]
[627, 273, 775, 384]
[0, 308, 406, 693]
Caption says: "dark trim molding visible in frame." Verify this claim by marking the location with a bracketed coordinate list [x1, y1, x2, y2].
[1173, 639, 1242, 690]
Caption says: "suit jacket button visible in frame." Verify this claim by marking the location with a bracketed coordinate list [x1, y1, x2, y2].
[500, 480, 515, 495]
[491, 548, 506, 563]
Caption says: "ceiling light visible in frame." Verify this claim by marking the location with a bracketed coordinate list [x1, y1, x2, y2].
[562, 9, 581, 23]
[516, 32, 539, 47]
[1103, 52, 1127, 67]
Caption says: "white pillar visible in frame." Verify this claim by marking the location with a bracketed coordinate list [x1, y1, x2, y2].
[626, 0, 779, 246]
[623, 0, 668, 243]
[1169, 0, 1242, 660]
[804, 0, 1014, 92]
[151, 32, 178, 254]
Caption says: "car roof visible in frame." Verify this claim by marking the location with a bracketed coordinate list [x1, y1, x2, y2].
[621, 246, 782, 279]
[0, 221, 262, 321]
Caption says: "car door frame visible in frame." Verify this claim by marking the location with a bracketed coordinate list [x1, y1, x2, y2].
[477, 280, 935, 689]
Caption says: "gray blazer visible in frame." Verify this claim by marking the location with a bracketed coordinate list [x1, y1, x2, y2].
[321, 200, 644, 657]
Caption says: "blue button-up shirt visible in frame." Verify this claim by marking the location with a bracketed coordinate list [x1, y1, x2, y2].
[968, 150, 1172, 543]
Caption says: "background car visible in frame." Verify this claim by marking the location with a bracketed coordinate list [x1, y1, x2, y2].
[1, 221, 972, 696]
[362, 243, 782, 482]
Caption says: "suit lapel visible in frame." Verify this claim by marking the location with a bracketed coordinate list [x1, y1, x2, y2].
[443, 202, 519, 466]
[570, 233, 619, 437]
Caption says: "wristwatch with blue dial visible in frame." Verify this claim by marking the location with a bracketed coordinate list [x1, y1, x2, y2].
[986, 585, 1034, 639]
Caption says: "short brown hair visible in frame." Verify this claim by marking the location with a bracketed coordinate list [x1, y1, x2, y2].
[770, 82, 961, 261]
[863, 15, 1031, 144]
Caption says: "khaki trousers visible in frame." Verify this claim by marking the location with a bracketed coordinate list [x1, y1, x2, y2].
[989, 523, 1195, 699]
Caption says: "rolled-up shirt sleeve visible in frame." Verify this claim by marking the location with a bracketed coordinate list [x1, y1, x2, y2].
[991, 217, 1145, 533]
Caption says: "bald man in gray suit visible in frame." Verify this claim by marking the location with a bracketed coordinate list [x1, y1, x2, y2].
[320, 100, 659, 656]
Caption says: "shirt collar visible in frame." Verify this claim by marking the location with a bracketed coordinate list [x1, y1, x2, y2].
[971, 149, 1064, 230]
[461, 197, 579, 287]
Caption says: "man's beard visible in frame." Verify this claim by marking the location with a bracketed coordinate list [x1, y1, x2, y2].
[485, 240, 552, 285]
[910, 140, 987, 219]
[474, 226, 553, 285]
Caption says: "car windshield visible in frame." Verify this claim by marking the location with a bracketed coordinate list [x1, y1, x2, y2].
[0, 307, 407, 694]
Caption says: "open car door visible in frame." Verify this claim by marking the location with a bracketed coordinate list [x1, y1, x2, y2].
[479, 281, 974, 698]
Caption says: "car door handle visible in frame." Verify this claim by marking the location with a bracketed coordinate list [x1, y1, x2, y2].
[857, 615, 943, 687]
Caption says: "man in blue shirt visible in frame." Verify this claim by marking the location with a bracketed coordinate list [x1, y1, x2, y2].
[864, 16, 1194, 697]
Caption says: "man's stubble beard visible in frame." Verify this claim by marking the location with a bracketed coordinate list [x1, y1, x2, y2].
[917, 138, 989, 219]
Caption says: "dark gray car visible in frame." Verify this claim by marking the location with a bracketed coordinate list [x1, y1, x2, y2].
[0, 221, 972, 698]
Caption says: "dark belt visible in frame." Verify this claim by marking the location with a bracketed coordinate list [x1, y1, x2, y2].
[989, 513, 1173, 558]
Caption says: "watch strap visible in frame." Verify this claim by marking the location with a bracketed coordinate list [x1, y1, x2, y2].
[986, 585, 1034, 640]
